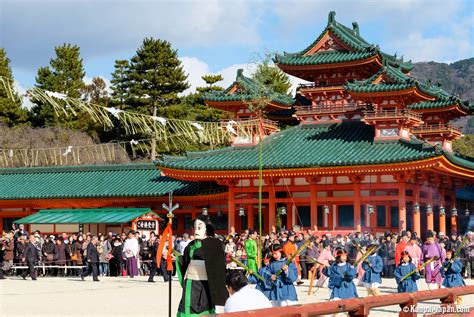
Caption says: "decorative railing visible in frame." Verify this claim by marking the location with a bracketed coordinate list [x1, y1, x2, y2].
[412, 124, 462, 134]
[363, 109, 422, 121]
[295, 104, 359, 115]
[298, 83, 345, 90]
[219, 285, 474, 317]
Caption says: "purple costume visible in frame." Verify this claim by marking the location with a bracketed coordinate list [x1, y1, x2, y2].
[421, 242, 445, 284]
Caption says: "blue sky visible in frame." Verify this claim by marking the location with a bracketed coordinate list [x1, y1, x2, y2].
[1, 0, 473, 98]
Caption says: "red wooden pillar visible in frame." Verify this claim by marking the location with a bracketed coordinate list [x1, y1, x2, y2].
[310, 181, 318, 230]
[426, 188, 434, 232]
[385, 203, 391, 229]
[451, 188, 458, 235]
[268, 184, 276, 232]
[228, 184, 236, 233]
[248, 204, 254, 230]
[353, 180, 361, 232]
[439, 188, 446, 235]
[413, 185, 421, 237]
[286, 203, 293, 230]
[398, 182, 406, 231]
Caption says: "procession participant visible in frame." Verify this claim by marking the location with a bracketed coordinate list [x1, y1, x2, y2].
[21, 235, 39, 281]
[123, 231, 139, 278]
[355, 242, 367, 285]
[394, 251, 419, 293]
[441, 249, 465, 304]
[244, 229, 258, 278]
[316, 240, 334, 287]
[361, 243, 383, 296]
[421, 230, 445, 290]
[405, 235, 422, 268]
[80, 236, 99, 282]
[322, 249, 358, 300]
[266, 243, 298, 307]
[176, 215, 228, 316]
[282, 232, 303, 285]
[224, 271, 272, 313]
[394, 230, 409, 267]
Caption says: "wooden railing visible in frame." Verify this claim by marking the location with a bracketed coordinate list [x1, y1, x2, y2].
[218, 285, 474, 317]
[363, 109, 422, 121]
[412, 124, 462, 134]
[298, 83, 345, 90]
[295, 104, 359, 115]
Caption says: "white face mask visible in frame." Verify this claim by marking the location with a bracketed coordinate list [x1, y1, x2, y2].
[194, 219, 207, 240]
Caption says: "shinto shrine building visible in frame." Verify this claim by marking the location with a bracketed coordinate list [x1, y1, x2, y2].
[1, 12, 473, 238]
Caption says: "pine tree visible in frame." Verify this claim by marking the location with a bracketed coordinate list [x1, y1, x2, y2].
[83, 77, 109, 105]
[30, 43, 85, 128]
[110, 59, 130, 108]
[196, 74, 224, 94]
[252, 61, 291, 95]
[0, 49, 28, 126]
[127, 38, 189, 115]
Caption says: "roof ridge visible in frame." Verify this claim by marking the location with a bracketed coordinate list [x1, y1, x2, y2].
[0, 163, 156, 175]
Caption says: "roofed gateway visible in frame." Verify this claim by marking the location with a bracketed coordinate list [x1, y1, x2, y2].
[1, 12, 472, 238]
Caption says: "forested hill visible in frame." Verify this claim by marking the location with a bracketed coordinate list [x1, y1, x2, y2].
[411, 58, 474, 103]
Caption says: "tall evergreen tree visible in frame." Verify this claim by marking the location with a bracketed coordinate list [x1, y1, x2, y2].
[0, 49, 27, 126]
[83, 77, 109, 105]
[196, 74, 224, 94]
[127, 38, 189, 114]
[110, 59, 130, 108]
[252, 61, 291, 95]
[30, 43, 85, 128]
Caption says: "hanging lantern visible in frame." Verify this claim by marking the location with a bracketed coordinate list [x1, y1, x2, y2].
[367, 204, 375, 214]
[414, 203, 420, 213]
[238, 207, 245, 217]
[323, 205, 330, 214]
[426, 204, 433, 214]
[439, 206, 445, 216]
[465, 208, 470, 216]
[280, 206, 287, 215]
[202, 207, 208, 216]
[217, 210, 223, 217]
[452, 207, 458, 216]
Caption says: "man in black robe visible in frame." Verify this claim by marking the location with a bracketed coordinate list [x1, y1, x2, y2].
[176, 215, 228, 316]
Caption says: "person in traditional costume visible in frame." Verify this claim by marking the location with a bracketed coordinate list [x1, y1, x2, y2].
[355, 242, 366, 285]
[405, 235, 422, 268]
[316, 240, 334, 287]
[421, 230, 445, 289]
[123, 231, 139, 278]
[176, 215, 228, 316]
[394, 251, 419, 293]
[441, 249, 465, 304]
[395, 230, 409, 267]
[265, 243, 298, 307]
[322, 249, 358, 301]
[282, 232, 303, 285]
[361, 243, 383, 296]
[244, 229, 258, 279]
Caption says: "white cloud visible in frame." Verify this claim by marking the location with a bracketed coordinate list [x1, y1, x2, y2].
[179, 56, 309, 95]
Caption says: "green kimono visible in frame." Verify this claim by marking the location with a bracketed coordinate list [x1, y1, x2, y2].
[245, 238, 258, 273]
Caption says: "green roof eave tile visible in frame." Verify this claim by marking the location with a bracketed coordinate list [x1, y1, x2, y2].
[274, 51, 375, 66]
[344, 82, 413, 93]
[155, 122, 443, 172]
[443, 151, 474, 170]
[0, 163, 226, 200]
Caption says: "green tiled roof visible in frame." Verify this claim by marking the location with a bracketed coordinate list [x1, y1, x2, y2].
[409, 99, 472, 112]
[274, 51, 375, 66]
[0, 163, 225, 200]
[274, 11, 413, 71]
[204, 69, 294, 106]
[344, 65, 459, 102]
[15, 208, 155, 224]
[156, 121, 441, 171]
